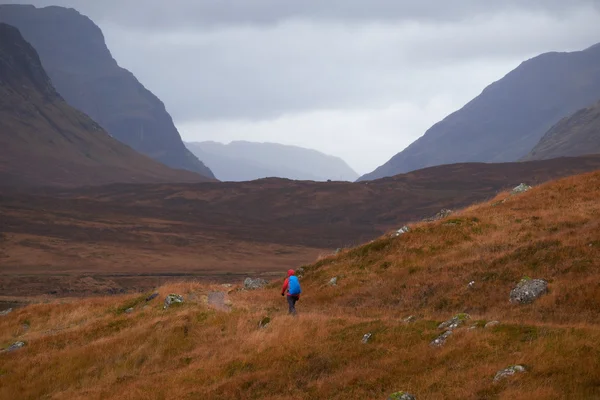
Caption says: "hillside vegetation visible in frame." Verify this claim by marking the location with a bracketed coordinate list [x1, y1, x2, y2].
[2, 170, 600, 399]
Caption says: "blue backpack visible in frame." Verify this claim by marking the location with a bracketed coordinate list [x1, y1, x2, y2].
[288, 275, 302, 295]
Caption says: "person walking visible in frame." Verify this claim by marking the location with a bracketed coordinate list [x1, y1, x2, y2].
[281, 269, 301, 315]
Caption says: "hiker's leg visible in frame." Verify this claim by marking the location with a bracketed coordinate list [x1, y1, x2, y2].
[291, 296, 298, 315]
[287, 295, 295, 314]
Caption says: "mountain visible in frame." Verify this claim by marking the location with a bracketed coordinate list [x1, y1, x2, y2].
[360, 42, 600, 181]
[522, 100, 600, 161]
[0, 22, 207, 187]
[0, 4, 215, 179]
[185, 141, 359, 182]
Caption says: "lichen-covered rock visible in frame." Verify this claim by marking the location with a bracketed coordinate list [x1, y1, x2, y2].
[388, 391, 416, 400]
[509, 278, 548, 304]
[361, 333, 372, 344]
[163, 294, 184, 309]
[430, 330, 452, 347]
[243, 278, 268, 290]
[258, 316, 271, 329]
[393, 226, 411, 237]
[511, 183, 532, 195]
[3, 341, 25, 353]
[485, 321, 500, 329]
[494, 365, 526, 382]
[424, 209, 453, 222]
[438, 313, 470, 330]
[328, 277, 338, 286]
[0, 308, 12, 316]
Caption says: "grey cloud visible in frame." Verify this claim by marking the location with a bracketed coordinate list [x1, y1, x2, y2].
[2, 0, 598, 28]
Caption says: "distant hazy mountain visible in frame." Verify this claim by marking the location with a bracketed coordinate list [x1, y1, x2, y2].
[523, 100, 600, 161]
[0, 23, 207, 187]
[360, 42, 600, 181]
[0, 4, 215, 179]
[185, 141, 359, 182]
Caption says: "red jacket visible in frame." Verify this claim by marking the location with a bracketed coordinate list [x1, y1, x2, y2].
[281, 269, 300, 297]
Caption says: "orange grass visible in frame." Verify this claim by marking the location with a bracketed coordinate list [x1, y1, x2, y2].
[2, 171, 600, 399]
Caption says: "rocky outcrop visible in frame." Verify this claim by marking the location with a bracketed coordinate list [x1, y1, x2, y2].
[494, 365, 526, 382]
[163, 294, 184, 309]
[243, 278, 268, 290]
[438, 313, 470, 331]
[510, 278, 548, 304]
[388, 392, 416, 400]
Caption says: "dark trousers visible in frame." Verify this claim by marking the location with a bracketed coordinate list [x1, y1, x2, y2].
[287, 295, 299, 315]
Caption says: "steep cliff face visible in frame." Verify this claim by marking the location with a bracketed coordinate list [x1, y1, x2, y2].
[522, 100, 600, 161]
[0, 4, 215, 179]
[0, 22, 207, 187]
[360, 42, 600, 181]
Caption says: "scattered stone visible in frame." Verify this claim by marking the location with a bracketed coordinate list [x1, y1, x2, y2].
[296, 267, 305, 278]
[207, 291, 230, 311]
[221, 283, 233, 288]
[494, 365, 526, 382]
[430, 331, 452, 347]
[393, 226, 411, 238]
[468, 280, 476, 289]
[243, 278, 268, 290]
[424, 208, 453, 222]
[163, 294, 184, 309]
[3, 341, 25, 353]
[511, 183, 532, 195]
[403, 315, 416, 324]
[361, 333, 372, 344]
[0, 308, 12, 317]
[485, 321, 500, 329]
[125, 308, 134, 314]
[438, 313, 471, 331]
[328, 277, 338, 286]
[146, 293, 159, 302]
[388, 391, 416, 400]
[258, 316, 271, 329]
[509, 278, 548, 304]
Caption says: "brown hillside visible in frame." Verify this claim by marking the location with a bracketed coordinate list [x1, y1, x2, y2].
[2, 155, 600, 296]
[0, 23, 207, 188]
[1, 170, 600, 399]
[523, 100, 600, 161]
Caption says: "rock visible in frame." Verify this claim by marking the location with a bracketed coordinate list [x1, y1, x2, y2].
[361, 333, 372, 344]
[221, 283, 233, 288]
[296, 267, 305, 278]
[494, 365, 526, 382]
[403, 315, 416, 323]
[393, 226, 411, 237]
[438, 313, 470, 330]
[0, 308, 12, 316]
[388, 391, 416, 400]
[258, 316, 271, 329]
[207, 291, 230, 311]
[485, 321, 500, 329]
[328, 277, 338, 286]
[243, 278, 268, 290]
[430, 330, 452, 347]
[468, 280, 476, 289]
[145, 293, 159, 302]
[125, 308, 134, 314]
[511, 183, 532, 195]
[509, 278, 548, 304]
[3, 341, 25, 353]
[335, 248, 342, 255]
[424, 209, 453, 222]
[163, 294, 184, 309]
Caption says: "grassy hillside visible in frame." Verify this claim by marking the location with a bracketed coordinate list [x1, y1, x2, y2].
[2, 170, 600, 399]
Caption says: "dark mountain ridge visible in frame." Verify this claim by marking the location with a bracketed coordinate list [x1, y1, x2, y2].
[0, 4, 215, 179]
[360, 42, 600, 181]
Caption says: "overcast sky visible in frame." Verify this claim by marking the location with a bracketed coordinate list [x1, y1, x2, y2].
[5, 1, 600, 173]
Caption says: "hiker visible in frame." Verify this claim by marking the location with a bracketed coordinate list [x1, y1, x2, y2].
[281, 269, 301, 315]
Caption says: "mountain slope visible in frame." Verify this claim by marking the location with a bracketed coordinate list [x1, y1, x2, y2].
[360, 42, 600, 181]
[522, 100, 600, 161]
[186, 141, 359, 182]
[0, 22, 206, 187]
[0, 4, 215, 179]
